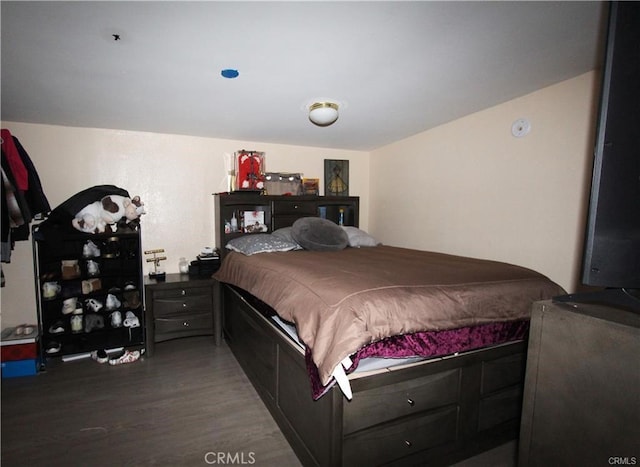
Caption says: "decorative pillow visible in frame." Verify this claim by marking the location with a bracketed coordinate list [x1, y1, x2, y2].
[226, 234, 299, 255]
[291, 217, 349, 251]
[341, 226, 380, 248]
[272, 227, 301, 248]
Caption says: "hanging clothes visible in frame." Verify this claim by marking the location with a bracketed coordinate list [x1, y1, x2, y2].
[1, 129, 51, 271]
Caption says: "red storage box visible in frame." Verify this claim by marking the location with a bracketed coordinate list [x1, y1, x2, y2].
[1, 326, 39, 362]
[1, 342, 38, 361]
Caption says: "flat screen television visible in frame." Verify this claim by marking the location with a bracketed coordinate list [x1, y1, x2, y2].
[557, 1, 640, 311]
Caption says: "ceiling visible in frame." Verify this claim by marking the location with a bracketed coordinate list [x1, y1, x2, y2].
[1, 1, 606, 151]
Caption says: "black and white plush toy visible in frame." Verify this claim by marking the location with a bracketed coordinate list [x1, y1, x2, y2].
[72, 195, 145, 234]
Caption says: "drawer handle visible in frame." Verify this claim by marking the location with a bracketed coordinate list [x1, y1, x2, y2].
[404, 440, 412, 448]
[182, 303, 187, 308]
[407, 398, 415, 406]
[181, 290, 186, 296]
[183, 321, 190, 327]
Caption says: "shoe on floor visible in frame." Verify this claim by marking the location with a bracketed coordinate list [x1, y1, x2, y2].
[108, 350, 141, 366]
[91, 349, 109, 364]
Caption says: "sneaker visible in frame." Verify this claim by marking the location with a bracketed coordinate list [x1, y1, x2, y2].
[45, 341, 62, 354]
[86, 259, 100, 277]
[48, 321, 65, 334]
[82, 278, 102, 295]
[82, 240, 101, 258]
[62, 297, 78, 315]
[108, 350, 140, 366]
[105, 293, 121, 311]
[110, 311, 122, 328]
[122, 290, 141, 309]
[85, 298, 103, 312]
[84, 314, 104, 333]
[91, 349, 109, 364]
[15, 324, 35, 336]
[123, 311, 140, 328]
[70, 315, 83, 333]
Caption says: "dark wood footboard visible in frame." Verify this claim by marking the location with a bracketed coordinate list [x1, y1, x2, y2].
[222, 284, 525, 466]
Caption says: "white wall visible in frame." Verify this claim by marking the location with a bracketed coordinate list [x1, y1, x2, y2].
[369, 72, 599, 293]
[0, 123, 369, 326]
[1, 71, 598, 327]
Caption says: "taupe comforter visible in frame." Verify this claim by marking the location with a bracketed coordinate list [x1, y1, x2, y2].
[214, 246, 564, 385]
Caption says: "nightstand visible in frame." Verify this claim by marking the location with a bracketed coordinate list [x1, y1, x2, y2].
[144, 273, 220, 357]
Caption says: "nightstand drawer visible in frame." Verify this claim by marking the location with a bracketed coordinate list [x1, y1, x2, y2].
[153, 295, 212, 317]
[152, 286, 211, 300]
[155, 312, 213, 339]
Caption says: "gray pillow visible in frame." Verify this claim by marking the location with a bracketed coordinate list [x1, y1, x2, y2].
[291, 217, 349, 251]
[272, 227, 301, 248]
[226, 234, 299, 255]
[341, 226, 380, 248]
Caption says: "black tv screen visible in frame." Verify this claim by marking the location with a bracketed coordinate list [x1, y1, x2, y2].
[581, 1, 640, 290]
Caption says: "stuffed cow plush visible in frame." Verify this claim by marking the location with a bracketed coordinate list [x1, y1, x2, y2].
[72, 195, 145, 234]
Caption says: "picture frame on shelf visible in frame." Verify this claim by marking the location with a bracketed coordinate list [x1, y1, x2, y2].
[243, 210, 267, 233]
[302, 178, 320, 196]
[235, 150, 265, 191]
[324, 159, 349, 196]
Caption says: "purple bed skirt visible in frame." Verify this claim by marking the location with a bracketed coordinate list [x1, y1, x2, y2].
[306, 319, 530, 400]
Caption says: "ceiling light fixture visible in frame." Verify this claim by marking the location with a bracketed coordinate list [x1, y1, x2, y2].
[308, 102, 339, 127]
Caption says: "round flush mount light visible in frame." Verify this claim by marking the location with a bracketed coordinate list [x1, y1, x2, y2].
[308, 102, 339, 127]
[511, 118, 531, 138]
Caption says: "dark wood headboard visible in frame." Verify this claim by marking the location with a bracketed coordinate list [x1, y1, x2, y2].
[214, 193, 359, 259]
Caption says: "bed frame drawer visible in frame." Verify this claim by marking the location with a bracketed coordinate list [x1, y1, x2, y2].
[343, 369, 460, 434]
[224, 288, 278, 400]
[478, 385, 523, 431]
[343, 406, 458, 466]
[480, 352, 525, 395]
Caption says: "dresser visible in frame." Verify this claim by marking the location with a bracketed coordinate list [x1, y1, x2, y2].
[144, 274, 219, 357]
[519, 299, 640, 466]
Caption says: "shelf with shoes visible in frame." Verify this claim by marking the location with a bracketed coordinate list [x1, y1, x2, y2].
[32, 226, 145, 365]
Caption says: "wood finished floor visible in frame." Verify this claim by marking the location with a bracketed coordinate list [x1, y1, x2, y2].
[1, 337, 301, 467]
[1, 337, 517, 467]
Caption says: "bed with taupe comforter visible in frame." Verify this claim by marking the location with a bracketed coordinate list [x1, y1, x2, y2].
[215, 245, 563, 466]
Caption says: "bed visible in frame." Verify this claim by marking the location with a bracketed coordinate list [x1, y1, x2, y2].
[213, 216, 564, 466]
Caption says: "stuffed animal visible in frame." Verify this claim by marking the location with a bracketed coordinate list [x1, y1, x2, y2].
[72, 195, 145, 234]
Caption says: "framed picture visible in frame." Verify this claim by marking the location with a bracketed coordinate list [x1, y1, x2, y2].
[302, 177, 320, 196]
[235, 150, 265, 191]
[324, 159, 349, 196]
[243, 210, 267, 233]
